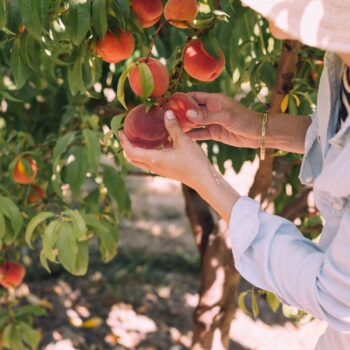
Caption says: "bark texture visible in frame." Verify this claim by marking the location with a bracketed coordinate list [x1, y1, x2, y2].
[182, 186, 240, 350]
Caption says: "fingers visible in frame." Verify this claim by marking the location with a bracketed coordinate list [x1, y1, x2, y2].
[186, 128, 211, 141]
[186, 125, 224, 142]
[186, 108, 231, 127]
[164, 110, 185, 144]
[188, 92, 212, 105]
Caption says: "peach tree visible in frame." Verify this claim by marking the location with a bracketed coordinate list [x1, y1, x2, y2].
[0, 0, 323, 348]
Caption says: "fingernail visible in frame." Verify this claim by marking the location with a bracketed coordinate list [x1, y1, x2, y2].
[165, 110, 175, 120]
[187, 110, 200, 120]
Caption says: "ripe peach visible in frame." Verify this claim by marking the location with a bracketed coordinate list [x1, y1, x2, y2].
[184, 38, 225, 82]
[124, 104, 169, 149]
[129, 57, 169, 98]
[96, 31, 135, 64]
[13, 155, 38, 185]
[131, 0, 163, 28]
[164, 93, 199, 131]
[0, 261, 26, 289]
[28, 184, 45, 203]
[164, 0, 198, 28]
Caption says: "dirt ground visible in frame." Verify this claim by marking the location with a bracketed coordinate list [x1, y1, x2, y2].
[24, 161, 327, 350]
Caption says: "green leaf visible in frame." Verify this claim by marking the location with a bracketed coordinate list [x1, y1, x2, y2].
[83, 214, 118, 263]
[117, 64, 136, 110]
[111, 113, 127, 136]
[25, 212, 55, 248]
[0, 196, 23, 237]
[0, 0, 8, 29]
[96, 224, 118, 263]
[67, 58, 88, 96]
[251, 290, 259, 318]
[67, 0, 91, 46]
[56, 222, 79, 274]
[102, 165, 131, 215]
[0, 211, 6, 240]
[18, 0, 43, 38]
[52, 132, 76, 161]
[138, 63, 154, 99]
[237, 291, 251, 316]
[16, 305, 47, 317]
[10, 39, 31, 89]
[3, 323, 26, 350]
[92, 0, 107, 39]
[0, 315, 9, 329]
[202, 31, 222, 60]
[40, 250, 50, 273]
[83, 129, 101, 172]
[259, 61, 276, 89]
[75, 241, 89, 275]
[63, 209, 88, 241]
[65, 145, 89, 198]
[288, 94, 298, 115]
[19, 322, 41, 350]
[42, 220, 61, 266]
[266, 291, 281, 313]
[52, 132, 76, 198]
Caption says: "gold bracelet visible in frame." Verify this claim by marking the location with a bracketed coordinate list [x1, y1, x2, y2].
[260, 112, 269, 161]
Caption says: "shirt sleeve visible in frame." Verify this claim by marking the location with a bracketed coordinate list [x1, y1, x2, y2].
[229, 196, 350, 333]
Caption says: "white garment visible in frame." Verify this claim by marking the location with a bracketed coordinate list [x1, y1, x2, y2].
[229, 52, 350, 349]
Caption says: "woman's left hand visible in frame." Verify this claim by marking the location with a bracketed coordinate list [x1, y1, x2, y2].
[119, 110, 213, 192]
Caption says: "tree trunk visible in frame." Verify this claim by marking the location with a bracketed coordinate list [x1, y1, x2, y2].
[182, 186, 240, 350]
[249, 40, 301, 204]
[181, 40, 302, 350]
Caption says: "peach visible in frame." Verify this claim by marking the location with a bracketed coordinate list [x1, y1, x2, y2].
[129, 57, 169, 98]
[164, 93, 199, 131]
[184, 38, 225, 82]
[13, 155, 38, 185]
[131, 0, 163, 28]
[164, 0, 198, 28]
[96, 31, 135, 64]
[124, 104, 169, 149]
[0, 261, 26, 289]
[28, 184, 45, 203]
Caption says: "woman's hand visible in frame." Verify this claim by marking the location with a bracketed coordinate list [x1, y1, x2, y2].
[120, 109, 241, 222]
[185, 92, 261, 149]
[119, 110, 214, 193]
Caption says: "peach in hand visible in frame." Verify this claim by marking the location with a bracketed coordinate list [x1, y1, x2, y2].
[124, 104, 169, 149]
[164, 93, 200, 131]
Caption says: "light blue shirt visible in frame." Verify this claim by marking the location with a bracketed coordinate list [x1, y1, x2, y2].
[229, 52, 350, 350]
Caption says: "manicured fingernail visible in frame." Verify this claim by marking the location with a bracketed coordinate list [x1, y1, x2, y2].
[187, 110, 200, 120]
[165, 110, 175, 120]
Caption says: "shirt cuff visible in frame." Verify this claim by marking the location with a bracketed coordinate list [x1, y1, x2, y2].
[229, 196, 261, 260]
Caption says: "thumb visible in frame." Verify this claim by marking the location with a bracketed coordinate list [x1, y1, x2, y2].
[186, 108, 231, 127]
[164, 110, 185, 143]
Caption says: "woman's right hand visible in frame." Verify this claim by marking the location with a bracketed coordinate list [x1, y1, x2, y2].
[186, 92, 262, 149]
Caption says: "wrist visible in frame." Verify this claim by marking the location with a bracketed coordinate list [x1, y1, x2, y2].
[194, 164, 240, 222]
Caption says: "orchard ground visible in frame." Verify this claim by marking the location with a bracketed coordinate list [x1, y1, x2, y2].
[19, 158, 326, 350]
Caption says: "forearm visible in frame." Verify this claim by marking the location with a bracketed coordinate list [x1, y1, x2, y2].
[193, 164, 240, 222]
[265, 113, 311, 154]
